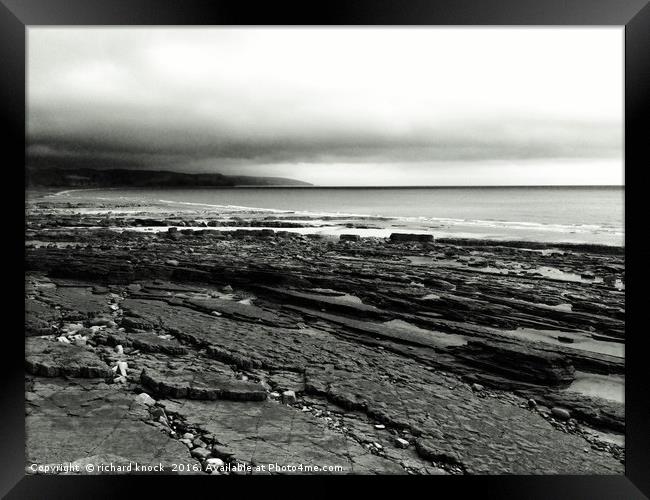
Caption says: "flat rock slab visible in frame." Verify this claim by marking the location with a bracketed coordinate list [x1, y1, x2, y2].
[25, 298, 60, 336]
[26, 379, 195, 473]
[454, 339, 576, 386]
[141, 368, 267, 401]
[304, 364, 623, 475]
[26, 338, 112, 378]
[268, 370, 306, 393]
[39, 286, 112, 318]
[161, 398, 406, 474]
[260, 286, 387, 320]
[284, 305, 465, 350]
[102, 331, 188, 356]
[184, 297, 289, 327]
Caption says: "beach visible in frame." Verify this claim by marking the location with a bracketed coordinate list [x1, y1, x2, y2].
[24, 190, 625, 475]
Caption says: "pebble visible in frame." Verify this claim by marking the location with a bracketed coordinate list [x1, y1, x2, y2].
[471, 383, 484, 392]
[374, 424, 386, 430]
[190, 447, 212, 460]
[134, 393, 155, 407]
[528, 398, 537, 408]
[182, 432, 195, 440]
[395, 437, 410, 449]
[281, 390, 297, 404]
[115, 344, 124, 355]
[206, 458, 224, 468]
[179, 438, 192, 448]
[166, 259, 179, 266]
[56, 336, 70, 344]
[116, 361, 128, 376]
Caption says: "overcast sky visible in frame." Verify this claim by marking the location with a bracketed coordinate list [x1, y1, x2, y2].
[27, 27, 623, 186]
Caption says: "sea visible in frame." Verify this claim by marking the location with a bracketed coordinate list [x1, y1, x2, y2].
[61, 186, 624, 247]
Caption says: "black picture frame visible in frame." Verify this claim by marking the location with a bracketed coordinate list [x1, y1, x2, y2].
[2, 0, 648, 497]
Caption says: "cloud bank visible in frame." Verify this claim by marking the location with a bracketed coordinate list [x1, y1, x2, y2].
[27, 28, 623, 185]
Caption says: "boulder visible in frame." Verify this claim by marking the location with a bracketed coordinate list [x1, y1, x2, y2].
[551, 407, 571, 421]
[389, 233, 434, 243]
[281, 390, 297, 404]
[134, 393, 156, 407]
[141, 368, 268, 402]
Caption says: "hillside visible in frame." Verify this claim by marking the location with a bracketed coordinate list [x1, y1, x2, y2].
[26, 167, 312, 188]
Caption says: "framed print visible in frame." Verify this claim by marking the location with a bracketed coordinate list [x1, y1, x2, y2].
[1, 0, 648, 497]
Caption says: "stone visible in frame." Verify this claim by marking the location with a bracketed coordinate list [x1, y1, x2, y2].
[26, 338, 112, 379]
[395, 437, 410, 449]
[115, 344, 124, 355]
[282, 390, 297, 404]
[374, 424, 386, 430]
[193, 438, 207, 449]
[134, 393, 156, 407]
[141, 368, 267, 402]
[166, 259, 179, 266]
[190, 447, 212, 461]
[551, 407, 571, 421]
[116, 361, 128, 377]
[205, 457, 225, 470]
[471, 383, 485, 392]
[182, 433, 195, 440]
[528, 399, 537, 408]
[389, 233, 434, 243]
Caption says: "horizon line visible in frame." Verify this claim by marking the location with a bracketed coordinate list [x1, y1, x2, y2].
[229, 184, 624, 188]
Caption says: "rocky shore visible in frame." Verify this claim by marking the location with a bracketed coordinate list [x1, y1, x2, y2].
[24, 195, 625, 475]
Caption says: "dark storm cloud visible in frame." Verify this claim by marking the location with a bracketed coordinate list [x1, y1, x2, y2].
[27, 28, 623, 184]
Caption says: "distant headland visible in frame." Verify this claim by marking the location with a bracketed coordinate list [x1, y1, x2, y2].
[25, 167, 312, 188]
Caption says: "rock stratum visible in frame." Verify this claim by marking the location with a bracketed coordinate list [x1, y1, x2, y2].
[24, 195, 625, 475]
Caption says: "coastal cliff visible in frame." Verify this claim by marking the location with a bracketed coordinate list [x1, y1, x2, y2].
[25, 167, 312, 188]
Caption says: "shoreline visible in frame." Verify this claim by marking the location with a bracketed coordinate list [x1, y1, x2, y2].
[24, 190, 625, 475]
[28, 188, 625, 249]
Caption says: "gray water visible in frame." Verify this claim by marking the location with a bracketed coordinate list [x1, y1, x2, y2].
[63, 186, 624, 246]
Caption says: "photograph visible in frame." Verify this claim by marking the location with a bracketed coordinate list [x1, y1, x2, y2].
[23, 26, 625, 476]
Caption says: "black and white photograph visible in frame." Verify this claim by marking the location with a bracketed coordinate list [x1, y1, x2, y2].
[24, 26, 625, 476]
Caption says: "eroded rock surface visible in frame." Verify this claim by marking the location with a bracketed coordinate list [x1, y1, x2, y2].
[24, 195, 625, 474]
[26, 338, 112, 378]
